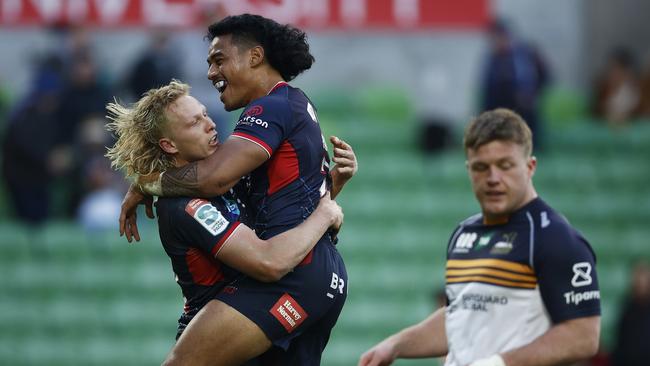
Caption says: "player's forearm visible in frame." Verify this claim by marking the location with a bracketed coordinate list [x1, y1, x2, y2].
[390, 307, 448, 359]
[159, 160, 235, 197]
[262, 208, 334, 279]
[500, 316, 600, 366]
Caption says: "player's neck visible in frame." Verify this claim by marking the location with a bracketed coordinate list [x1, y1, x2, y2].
[248, 69, 285, 101]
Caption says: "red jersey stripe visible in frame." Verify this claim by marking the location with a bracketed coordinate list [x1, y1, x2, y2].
[232, 132, 273, 157]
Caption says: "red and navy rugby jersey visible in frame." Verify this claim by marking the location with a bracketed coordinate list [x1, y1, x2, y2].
[231, 82, 330, 239]
[155, 189, 248, 317]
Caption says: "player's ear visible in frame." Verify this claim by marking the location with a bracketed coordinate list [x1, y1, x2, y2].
[159, 138, 178, 154]
[528, 156, 537, 177]
[249, 45, 264, 68]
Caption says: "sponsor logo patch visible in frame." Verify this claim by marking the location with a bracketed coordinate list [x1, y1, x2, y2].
[185, 199, 229, 236]
[564, 290, 600, 305]
[237, 115, 269, 129]
[244, 105, 264, 117]
[571, 262, 593, 287]
[270, 293, 308, 333]
[453, 232, 477, 253]
[490, 232, 517, 255]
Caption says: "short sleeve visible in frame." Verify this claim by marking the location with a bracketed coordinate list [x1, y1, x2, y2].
[231, 98, 289, 158]
[173, 198, 242, 257]
[534, 225, 601, 323]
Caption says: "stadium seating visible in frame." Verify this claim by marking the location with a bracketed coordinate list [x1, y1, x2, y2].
[1, 98, 649, 364]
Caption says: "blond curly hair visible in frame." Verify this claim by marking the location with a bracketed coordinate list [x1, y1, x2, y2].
[105, 80, 190, 177]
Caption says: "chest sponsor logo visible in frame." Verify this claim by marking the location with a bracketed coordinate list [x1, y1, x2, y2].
[564, 290, 600, 305]
[450, 293, 509, 313]
[571, 262, 593, 287]
[185, 199, 229, 236]
[270, 293, 308, 333]
[490, 232, 517, 255]
[477, 232, 493, 248]
[453, 232, 477, 253]
[244, 105, 264, 117]
[237, 115, 269, 129]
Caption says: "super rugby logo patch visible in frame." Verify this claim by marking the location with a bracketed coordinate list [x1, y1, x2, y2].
[185, 199, 229, 236]
[270, 293, 308, 333]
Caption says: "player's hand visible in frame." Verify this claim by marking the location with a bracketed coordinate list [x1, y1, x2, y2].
[358, 339, 398, 366]
[119, 184, 154, 243]
[330, 135, 358, 183]
[318, 191, 343, 231]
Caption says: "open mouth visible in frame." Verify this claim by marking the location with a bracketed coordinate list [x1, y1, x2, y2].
[209, 134, 218, 146]
[215, 80, 228, 94]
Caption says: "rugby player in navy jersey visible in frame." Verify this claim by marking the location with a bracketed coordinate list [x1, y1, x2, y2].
[359, 109, 601, 366]
[106, 80, 349, 365]
[116, 15, 356, 365]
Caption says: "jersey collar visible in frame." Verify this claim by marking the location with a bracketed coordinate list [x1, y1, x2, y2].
[268, 81, 289, 95]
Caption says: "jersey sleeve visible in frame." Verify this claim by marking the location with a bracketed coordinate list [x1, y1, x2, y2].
[172, 198, 243, 257]
[231, 98, 290, 158]
[534, 223, 601, 323]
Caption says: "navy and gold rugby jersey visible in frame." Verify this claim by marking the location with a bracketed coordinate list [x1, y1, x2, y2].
[155, 188, 250, 332]
[443, 198, 600, 366]
[231, 82, 330, 239]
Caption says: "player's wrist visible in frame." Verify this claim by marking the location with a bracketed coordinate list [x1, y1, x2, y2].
[469, 354, 506, 366]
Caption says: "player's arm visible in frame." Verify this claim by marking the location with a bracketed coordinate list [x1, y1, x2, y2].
[358, 307, 448, 366]
[154, 136, 268, 197]
[470, 316, 598, 366]
[216, 192, 342, 282]
[329, 135, 358, 200]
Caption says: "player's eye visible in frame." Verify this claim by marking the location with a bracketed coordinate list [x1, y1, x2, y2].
[471, 163, 488, 172]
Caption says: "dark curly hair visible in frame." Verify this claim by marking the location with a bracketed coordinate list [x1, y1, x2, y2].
[207, 14, 315, 81]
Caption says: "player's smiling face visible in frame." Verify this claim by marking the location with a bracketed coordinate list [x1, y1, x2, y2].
[207, 35, 256, 111]
[467, 140, 537, 223]
[159, 95, 219, 167]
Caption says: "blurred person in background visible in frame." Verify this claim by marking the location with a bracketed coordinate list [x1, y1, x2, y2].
[106, 80, 353, 365]
[76, 115, 124, 233]
[592, 48, 641, 126]
[118, 14, 357, 365]
[634, 58, 650, 118]
[481, 20, 549, 150]
[1, 56, 64, 226]
[359, 109, 600, 366]
[126, 29, 182, 99]
[51, 52, 111, 217]
[611, 261, 650, 366]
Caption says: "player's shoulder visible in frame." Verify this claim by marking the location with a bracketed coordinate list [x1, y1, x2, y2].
[525, 198, 595, 257]
[458, 212, 483, 229]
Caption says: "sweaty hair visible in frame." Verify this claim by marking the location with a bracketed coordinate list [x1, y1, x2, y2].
[464, 108, 533, 156]
[207, 14, 314, 81]
[105, 80, 189, 177]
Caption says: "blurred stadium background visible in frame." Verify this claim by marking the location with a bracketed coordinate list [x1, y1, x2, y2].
[1, 0, 649, 365]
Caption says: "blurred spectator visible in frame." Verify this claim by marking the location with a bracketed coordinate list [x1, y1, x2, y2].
[77, 156, 124, 233]
[126, 30, 182, 99]
[636, 59, 650, 118]
[480, 20, 549, 150]
[611, 261, 650, 366]
[52, 53, 112, 217]
[592, 48, 641, 125]
[1, 57, 64, 225]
